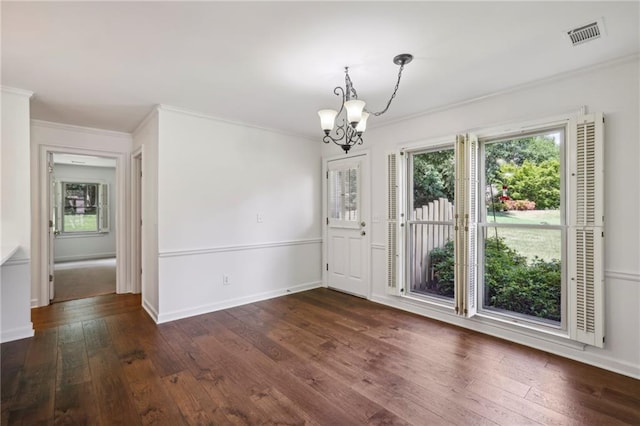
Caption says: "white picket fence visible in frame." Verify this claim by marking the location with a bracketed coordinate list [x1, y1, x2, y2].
[411, 197, 455, 288]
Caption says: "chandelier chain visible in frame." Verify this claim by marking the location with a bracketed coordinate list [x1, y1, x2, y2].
[369, 62, 405, 117]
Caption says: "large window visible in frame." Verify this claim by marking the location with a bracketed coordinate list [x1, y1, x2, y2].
[391, 113, 604, 347]
[481, 130, 564, 327]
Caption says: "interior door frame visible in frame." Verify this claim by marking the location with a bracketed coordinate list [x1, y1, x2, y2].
[322, 149, 371, 299]
[36, 144, 129, 306]
[130, 147, 143, 294]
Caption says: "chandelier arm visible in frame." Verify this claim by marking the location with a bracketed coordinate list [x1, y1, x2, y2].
[368, 63, 406, 117]
[333, 86, 346, 115]
[322, 123, 346, 144]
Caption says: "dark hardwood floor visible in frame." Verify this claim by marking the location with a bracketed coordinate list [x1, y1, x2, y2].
[2, 288, 639, 425]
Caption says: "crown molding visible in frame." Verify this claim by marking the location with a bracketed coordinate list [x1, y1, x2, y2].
[132, 105, 160, 138]
[373, 53, 640, 130]
[31, 119, 132, 140]
[156, 104, 316, 143]
[1, 86, 34, 98]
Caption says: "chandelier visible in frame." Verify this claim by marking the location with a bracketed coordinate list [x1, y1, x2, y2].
[318, 53, 413, 154]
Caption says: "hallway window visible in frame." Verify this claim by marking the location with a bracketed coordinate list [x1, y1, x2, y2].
[59, 182, 109, 234]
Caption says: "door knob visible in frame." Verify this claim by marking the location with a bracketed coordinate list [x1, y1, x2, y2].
[360, 221, 366, 227]
[361, 230, 366, 236]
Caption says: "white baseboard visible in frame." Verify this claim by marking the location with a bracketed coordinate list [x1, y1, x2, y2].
[142, 298, 159, 322]
[156, 281, 322, 324]
[1, 324, 34, 343]
[54, 252, 116, 263]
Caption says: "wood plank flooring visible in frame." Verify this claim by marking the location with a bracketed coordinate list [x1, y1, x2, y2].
[2, 288, 639, 425]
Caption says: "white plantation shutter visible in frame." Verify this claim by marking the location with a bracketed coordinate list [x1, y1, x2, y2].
[386, 153, 401, 295]
[454, 135, 466, 314]
[454, 134, 478, 317]
[464, 134, 478, 317]
[569, 113, 604, 347]
[98, 183, 110, 232]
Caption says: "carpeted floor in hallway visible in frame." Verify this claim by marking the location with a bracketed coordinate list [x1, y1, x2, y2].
[53, 258, 116, 302]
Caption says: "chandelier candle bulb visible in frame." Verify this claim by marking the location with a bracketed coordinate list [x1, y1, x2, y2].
[318, 109, 338, 133]
[344, 100, 366, 127]
[355, 111, 369, 133]
[318, 53, 412, 154]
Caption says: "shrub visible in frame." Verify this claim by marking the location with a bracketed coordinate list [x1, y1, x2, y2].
[484, 238, 561, 321]
[499, 160, 560, 209]
[429, 241, 455, 297]
[504, 199, 536, 211]
[430, 237, 561, 321]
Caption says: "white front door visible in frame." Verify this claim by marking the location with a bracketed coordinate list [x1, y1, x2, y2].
[326, 154, 370, 297]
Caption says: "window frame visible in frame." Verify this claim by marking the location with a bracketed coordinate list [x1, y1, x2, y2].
[405, 143, 457, 305]
[396, 112, 588, 340]
[477, 125, 568, 333]
[56, 179, 109, 237]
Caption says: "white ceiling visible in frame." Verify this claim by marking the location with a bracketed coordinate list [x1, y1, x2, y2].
[2, 2, 638, 140]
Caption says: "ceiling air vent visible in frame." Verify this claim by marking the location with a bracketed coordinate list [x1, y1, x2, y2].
[567, 21, 602, 46]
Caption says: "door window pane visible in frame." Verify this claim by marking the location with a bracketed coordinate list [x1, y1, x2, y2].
[328, 167, 359, 222]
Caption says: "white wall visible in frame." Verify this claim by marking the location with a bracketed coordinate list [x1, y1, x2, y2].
[132, 110, 159, 320]
[1, 87, 34, 342]
[322, 57, 640, 378]
[53, 164, 117, 262]
[30, 120, 132, 306]
[155, 106, 322, 322]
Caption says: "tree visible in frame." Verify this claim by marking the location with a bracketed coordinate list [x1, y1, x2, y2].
[413, 149, 454, 208]
[485, 136, 559, 184]
[499, 159, 560, 209]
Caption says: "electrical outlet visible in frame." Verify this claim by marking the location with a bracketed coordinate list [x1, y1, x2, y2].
[257, 213, 263, 223]
[222, 274, 231, 286]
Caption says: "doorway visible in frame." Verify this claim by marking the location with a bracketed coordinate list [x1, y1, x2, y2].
[48, 153, 118, 303]
[323, 153, 371, 298]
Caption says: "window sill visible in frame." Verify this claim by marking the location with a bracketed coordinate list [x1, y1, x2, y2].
[56, 232, 108, 239]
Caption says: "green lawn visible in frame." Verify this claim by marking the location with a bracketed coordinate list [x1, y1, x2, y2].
[64, 214, 97, 232]
[485, 210, 561, 263]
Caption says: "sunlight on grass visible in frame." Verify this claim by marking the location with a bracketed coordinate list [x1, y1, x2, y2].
[64, 214, 97, 232]
[488, 210, 560, 225]
[485, 210, 561, 262]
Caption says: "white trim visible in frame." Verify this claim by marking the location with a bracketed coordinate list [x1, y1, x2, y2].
[30, 299, 38, 308]
[372, 53, 639, 131]
[156, 280, 322, 324]
[132, 107, 159, 138]
[142, 297, 159, 322]
[158, 238, 322, 258]
[605, 270, 640, 283]
[157, 104, 316, 142]
[31, 119, 132, 139]
[1, 325, 35, 343]
[2, 257, 29, 267]
[371, 294, 639, 379]
[1, 86, 33, 98]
